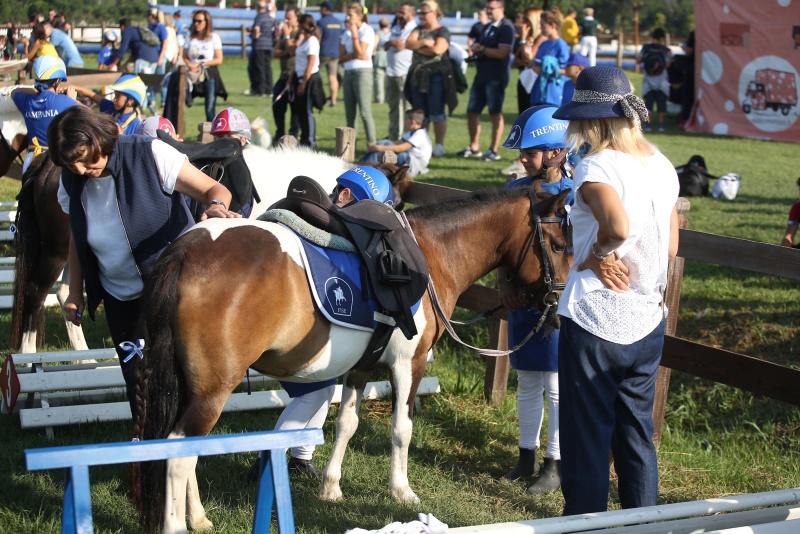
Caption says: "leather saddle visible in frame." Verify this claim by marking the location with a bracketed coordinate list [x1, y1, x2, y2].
[271, 176, 429, 349]
[156, 130, 259, 218]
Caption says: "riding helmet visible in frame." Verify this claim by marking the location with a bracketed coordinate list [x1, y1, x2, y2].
[33, 56, 68, 81]
[211, 107, 252, 140]
[136, 115, 176, 137]
[503, 105, 569, 151]
[336, 166, 395, 206]
[110, 74, 147, 108]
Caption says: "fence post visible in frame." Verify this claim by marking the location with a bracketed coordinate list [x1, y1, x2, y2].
[616, 29, 624, 69]
[177, 66, 187, 139]
[652, 197, 690, 447]
[241, 25, 248, 60]
[335, 127, 357, 162]
[377, 152, 397, 165]
[484, 317, 509, 404]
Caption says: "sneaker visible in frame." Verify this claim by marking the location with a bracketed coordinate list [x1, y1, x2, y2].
[657, 124, 666, 132]
[480, 149, 501, 162]
[501, 161, 525, 176]
[243, 88, 252, 96]
[432, 143, 446, 157]
[643, 124, 652, 132]
[456, 146, 482, 157]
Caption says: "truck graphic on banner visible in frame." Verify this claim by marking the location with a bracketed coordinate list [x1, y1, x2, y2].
[742, 68, 797, 116]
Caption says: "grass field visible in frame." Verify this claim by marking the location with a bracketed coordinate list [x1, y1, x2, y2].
[0, 57, 798, 533]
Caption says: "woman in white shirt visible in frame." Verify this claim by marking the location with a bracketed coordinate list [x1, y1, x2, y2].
[551, 66, 680, 516]
[183, 9, 224, 121]
[292, 14, 323, 148]
[339, 3, 377, 148]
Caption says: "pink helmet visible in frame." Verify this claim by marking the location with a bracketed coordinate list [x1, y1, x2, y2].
[211, 107, 251, 140]
[136, 115, 176, 138]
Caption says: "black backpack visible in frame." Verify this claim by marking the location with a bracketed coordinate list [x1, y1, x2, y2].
[642, 45, 667, 76]
[676, 155, 716, 197]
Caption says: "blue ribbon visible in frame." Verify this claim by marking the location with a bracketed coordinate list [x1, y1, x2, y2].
[119, 339, 145, 363]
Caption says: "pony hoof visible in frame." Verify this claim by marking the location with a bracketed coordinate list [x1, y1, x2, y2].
[319, 485, 344, 502]
[392, 487, 420, 504]
[188, 516, 213, 531]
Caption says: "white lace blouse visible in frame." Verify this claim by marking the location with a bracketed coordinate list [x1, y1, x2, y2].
[557, 149, 679, 344]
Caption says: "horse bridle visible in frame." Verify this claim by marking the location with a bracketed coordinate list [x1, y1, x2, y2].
[505, 190, 568, 308]
[416, 189, 569, 357]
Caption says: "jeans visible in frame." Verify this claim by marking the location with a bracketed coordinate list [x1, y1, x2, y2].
[250, 49, 274, 95]
[134, 59, 157, 108]
[410, 72, 446, 123]
[343, 68, 377, 146]
[386, 75, 408, 140]
[203, 77, 216, 122]
[558, 316, 665, 515]
[359, 139, 410, 166]
[147, 62, 166, 108]
[272, 76, 298, 139]
[373, 67, 386, 103]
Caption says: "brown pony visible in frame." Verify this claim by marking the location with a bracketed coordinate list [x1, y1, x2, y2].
[131, 185, 572, 533]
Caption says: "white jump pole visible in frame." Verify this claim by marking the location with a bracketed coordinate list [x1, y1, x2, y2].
[449, 488, 800, 534]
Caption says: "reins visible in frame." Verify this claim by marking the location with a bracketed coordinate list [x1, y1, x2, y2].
[400, 190, 567, 358]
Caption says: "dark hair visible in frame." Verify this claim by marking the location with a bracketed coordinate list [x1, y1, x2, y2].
[190, 10, 214, 40]
[651, 27, 666, 41]
[47, 107, 120, 168]
[119, 18, 130, 28]
[31, 23, 48, 41]
[298, 14, 316, 33]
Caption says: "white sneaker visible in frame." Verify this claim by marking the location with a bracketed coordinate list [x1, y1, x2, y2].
[432, 144, 446, 157]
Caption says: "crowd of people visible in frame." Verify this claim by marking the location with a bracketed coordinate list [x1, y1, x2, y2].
[2, 0, 719, 518]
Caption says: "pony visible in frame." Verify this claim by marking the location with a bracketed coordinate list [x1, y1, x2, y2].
[131, 186, 573, 533]
[4, 130, 373, 353]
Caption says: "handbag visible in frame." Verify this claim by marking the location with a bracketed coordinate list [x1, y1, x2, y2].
[187, 65, 207, 85]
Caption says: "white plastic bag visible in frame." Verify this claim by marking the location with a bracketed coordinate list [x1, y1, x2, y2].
[712, 173, 741, 200]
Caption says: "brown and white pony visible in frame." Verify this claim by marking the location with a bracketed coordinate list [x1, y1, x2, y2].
[6, 141, 376, 354]
[131, 186, 572, 533]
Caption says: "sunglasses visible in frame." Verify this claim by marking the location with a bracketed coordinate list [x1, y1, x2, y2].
[193, 19, 205, 24]
[418, 9, 431, 15]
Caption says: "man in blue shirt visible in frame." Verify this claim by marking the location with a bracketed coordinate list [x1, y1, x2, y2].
[174, 10, 187, 48]
[316, 1, 342, 106]
[48, 25, 84, 67]
[457, 0, 515, 162]
[247, 1, 276, 97]
[108, 18, 160, 114]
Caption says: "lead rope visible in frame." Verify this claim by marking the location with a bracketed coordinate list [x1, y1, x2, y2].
[399, 212, 553, 358]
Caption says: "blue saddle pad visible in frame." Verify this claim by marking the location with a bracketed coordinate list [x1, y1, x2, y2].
[297, 235, 421, 332]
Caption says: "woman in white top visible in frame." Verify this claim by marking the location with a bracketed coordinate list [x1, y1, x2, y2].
[292, 14, 322, 148]
[551, 66, 680, 515]
[183, 9, 224, 121]
[339, 2, 377, 148]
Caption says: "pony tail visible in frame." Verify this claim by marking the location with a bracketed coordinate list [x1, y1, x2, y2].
[130, 242, 188, 533]
[9, 156, 49, 350]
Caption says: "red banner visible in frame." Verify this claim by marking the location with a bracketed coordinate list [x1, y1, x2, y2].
[687, 0, 800, 142]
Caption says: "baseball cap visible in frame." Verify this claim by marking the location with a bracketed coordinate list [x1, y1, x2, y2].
[319, 1, 334, 11]
[566, 53, 590, 68]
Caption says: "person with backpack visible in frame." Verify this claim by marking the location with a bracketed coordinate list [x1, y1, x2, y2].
[636, 27, 672, 132]
[107, 17, 161, 102]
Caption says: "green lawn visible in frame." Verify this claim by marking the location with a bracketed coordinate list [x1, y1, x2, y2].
[0, 57, 797, 533]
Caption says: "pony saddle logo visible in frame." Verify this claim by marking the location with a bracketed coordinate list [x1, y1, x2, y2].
[324, 277, 354, 316]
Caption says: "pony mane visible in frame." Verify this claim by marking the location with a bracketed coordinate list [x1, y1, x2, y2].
[407, 186, 535, 224]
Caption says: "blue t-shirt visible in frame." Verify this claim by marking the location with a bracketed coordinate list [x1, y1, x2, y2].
[175, 20, 187, 39]
[118, 25, 160, 63]
[505, 174, 573, 371]
[530, 39, 570, 106]
[97, 45, 115, 67]
[99, 99, 142, 136]
[49, 28, 84, 67]
[474, 18, 516, 84]
[148, 21, 168, 51]
[13, 91, 78, 147]
[317, 13, 343, 58]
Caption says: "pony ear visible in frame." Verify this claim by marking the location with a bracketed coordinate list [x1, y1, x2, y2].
[538, 188, 571, 216]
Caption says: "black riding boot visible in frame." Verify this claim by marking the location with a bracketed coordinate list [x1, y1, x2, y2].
[288, 457, 323, 478]
[503, 447, 539, 480]
[527, 456, 561, 495]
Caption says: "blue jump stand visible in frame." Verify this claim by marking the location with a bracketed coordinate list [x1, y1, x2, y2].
[24, 429, 324, 534]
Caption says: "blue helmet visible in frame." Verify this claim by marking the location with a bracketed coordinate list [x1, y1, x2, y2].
[33, 56, 67, 82]
[336, 166, 395, 206]
[110, 74, 147, 108]
[502, 105, 570, 151]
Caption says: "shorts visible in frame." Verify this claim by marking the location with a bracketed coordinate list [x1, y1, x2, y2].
[319, 56, 339, 77]
[644, 90, 667, 113]
[467, 77, 507, 115]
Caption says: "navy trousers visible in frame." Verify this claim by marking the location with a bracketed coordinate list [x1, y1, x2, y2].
[558, 316, 665, 515]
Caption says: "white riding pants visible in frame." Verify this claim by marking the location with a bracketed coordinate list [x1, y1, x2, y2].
[517, 369, 560, 459]
[275, 385, 336, 460]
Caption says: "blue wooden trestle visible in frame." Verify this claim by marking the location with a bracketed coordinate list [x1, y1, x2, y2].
[24, 429, 324, 534]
